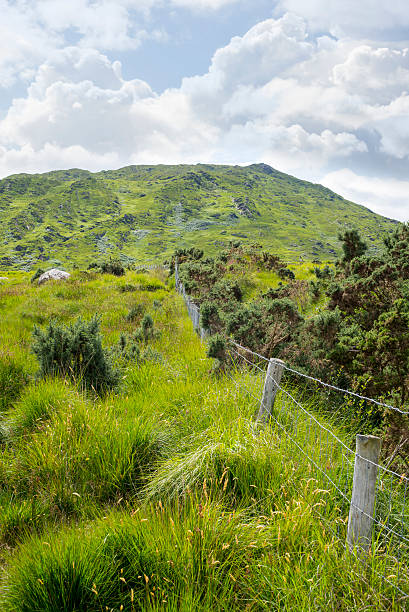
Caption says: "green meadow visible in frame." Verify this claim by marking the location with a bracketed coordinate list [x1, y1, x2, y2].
[0, 269, 407, 610]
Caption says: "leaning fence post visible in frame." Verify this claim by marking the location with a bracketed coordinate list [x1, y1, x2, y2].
[347, 434, 382, 553]
[256, 358, 285, 425]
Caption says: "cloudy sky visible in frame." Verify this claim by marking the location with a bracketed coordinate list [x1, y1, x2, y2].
[1, 0, 409, 221]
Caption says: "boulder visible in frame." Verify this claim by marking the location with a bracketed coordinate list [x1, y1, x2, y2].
[38, 269, 70, 285]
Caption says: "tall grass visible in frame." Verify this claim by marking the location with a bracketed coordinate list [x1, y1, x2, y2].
[0, 269, 407, 610]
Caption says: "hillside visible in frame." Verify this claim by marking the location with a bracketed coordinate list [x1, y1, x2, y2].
[0, 163, 399, 270]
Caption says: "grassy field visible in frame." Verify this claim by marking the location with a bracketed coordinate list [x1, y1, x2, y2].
[0, 270, 407, 610]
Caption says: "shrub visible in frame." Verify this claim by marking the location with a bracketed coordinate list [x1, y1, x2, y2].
[278, 267, 295, 280]
[141, 314, 154, 339]
[31, 315, 119, 393]
[207, 334, 227, 372]
[126, 303, 145, 322]
[30, 268, 44, 284]
[88, 259, 125, 276]
[141, 283, 162, 292]
[339, 229, 368, 263]
[117, 283, 137, 293]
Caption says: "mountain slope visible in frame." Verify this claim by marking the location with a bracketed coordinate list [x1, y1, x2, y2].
[0, 163, 399, 269]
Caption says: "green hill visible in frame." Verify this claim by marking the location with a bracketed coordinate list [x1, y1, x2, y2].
[0, 163, 399, 270]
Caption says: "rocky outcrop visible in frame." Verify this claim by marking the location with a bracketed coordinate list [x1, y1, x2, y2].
[37, 269, 70, 284]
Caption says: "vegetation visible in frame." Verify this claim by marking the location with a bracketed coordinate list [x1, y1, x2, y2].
[32, 315, 120, 393]
[0, 163, 398, 271]
[175, 233, 409, 463]
[0, 265, 407, 609]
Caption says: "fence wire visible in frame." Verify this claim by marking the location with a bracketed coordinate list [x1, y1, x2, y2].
[175, 262, 207, 341]
[175, 267, 409, 601]
[228, 345, 409, 601]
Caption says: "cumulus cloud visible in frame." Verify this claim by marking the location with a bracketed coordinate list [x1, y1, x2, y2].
[0, 48, 155, 155]
[170, 0, 241, 9]
[0, 142, 121, 177]
[0, 47, 219, 175]
[276, 0, 409, 39]
[333, 46, 409, 104]
[321, 169, 409, 222]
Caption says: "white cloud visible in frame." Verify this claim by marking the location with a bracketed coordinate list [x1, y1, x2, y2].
[0, 48, 155, 156]
[210, 14, 313, 88]
[0, 0, 60, 87]
[276, 0, 409, 38]
[0, 142, 121, 177]
[170, 0, 241, 9]
[321, 169, 409, 221]
[0, 47, 220, 174]
[333, 46, 409, 104]
[36, 0, 151, 50]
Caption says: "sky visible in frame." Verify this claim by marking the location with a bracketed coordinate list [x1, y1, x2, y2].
[1, 1, 409, 221]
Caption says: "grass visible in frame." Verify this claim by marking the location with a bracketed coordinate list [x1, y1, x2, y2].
[0, 163, 398, 270]
[0, 268, 407, 610]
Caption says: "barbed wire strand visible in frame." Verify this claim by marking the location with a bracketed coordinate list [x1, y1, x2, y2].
[282, 364, 407, 415]
[229, 336, 406, 415]
[230, 347, 409, 549]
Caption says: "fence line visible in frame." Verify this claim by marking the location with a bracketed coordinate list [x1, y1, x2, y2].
[175, 261, 207, 341]
[227, 346, 409, 599]
[230, 340, 405, 416]
[174, 262, 409, 599]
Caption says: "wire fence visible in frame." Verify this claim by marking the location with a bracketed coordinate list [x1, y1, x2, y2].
[174, 269, 409, 601]
[227, 343, 409, 601]
[175, 262, 207, 340]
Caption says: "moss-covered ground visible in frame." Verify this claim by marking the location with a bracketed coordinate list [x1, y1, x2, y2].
[0, 163, 398, 270]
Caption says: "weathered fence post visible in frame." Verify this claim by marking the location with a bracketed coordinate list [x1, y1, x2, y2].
[347, 434, 382, 553]
[175, 261, 178, 285]
[256, 358, 285, 425]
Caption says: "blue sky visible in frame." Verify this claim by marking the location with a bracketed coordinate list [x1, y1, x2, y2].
[1, 0, 409, 221]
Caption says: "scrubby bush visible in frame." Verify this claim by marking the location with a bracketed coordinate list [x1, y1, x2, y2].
[117, 283, 137, 293]
[207, 334, 227, 371]
[141, 314, 154, 339]
[115, 314, 158, 363]
[278, 267, 295, 280]
[31, 315, 119, 393]
[30, 268, 44, 284]
[141, 283, 162, 292]
[88, 259, 125, 276]
[126, 303, 145, 322]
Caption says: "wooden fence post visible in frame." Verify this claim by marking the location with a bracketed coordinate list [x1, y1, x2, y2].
[347, 434, 382, 553]
[256, 358, 285, 425]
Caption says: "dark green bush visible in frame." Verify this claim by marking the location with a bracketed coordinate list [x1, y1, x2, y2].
[141, 283, 162, 292]
[207, 335, 227, 371]
[31, 315, 119, 393]
[141, 314, 154, 340]
[30, 268, 44, 284]
[118, 284, 137, 293]
[126, 303, 145, 322]
[88, 260, 125, 276]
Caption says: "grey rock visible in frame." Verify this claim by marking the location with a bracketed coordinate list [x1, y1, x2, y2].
[38, 269, 70, 285]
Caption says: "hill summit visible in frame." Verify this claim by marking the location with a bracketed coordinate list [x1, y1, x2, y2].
[0, 163, 398, 269]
